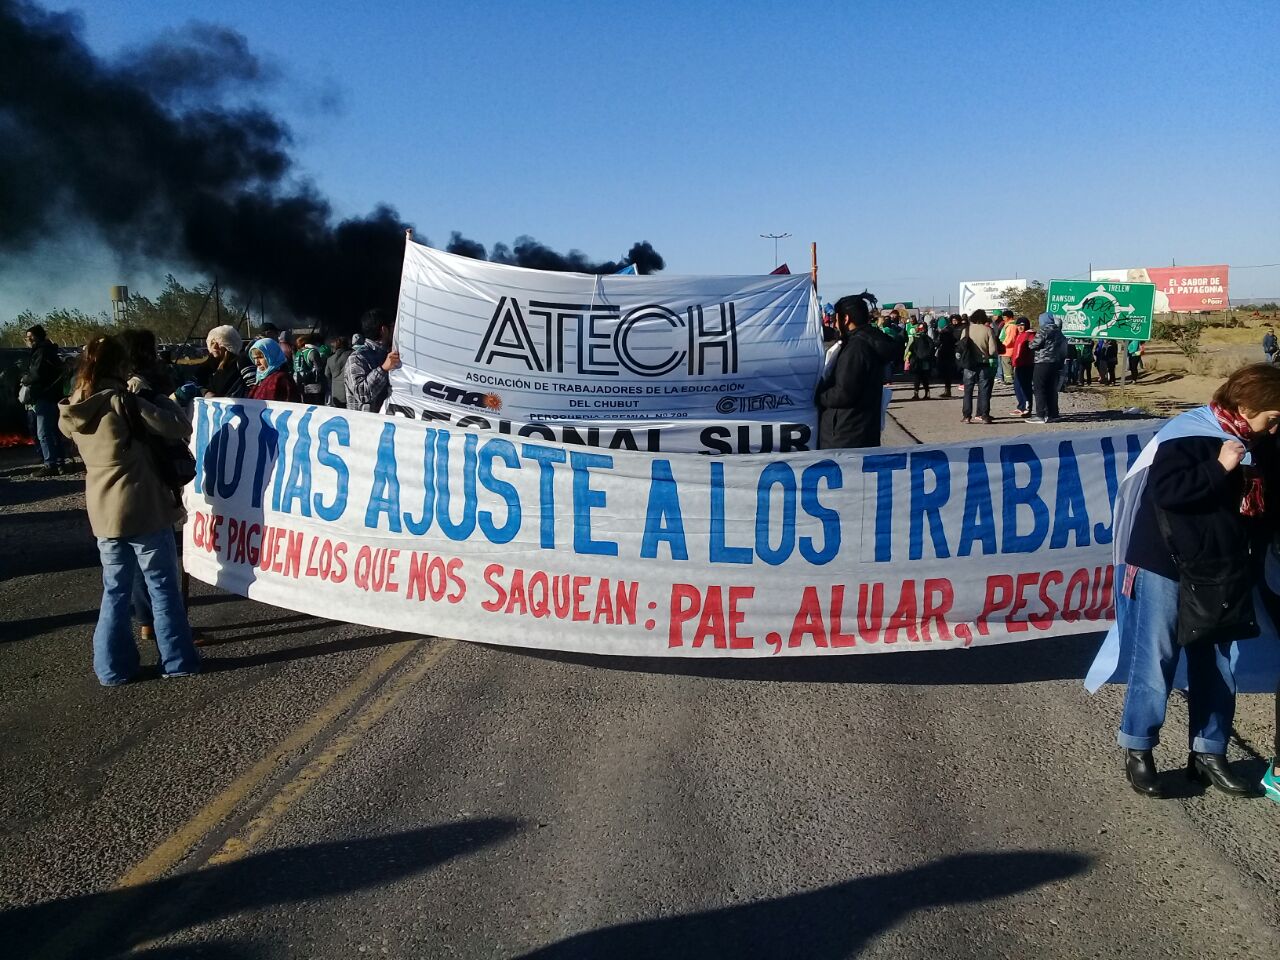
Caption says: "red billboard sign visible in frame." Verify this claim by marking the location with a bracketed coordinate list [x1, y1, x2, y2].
[1092, 265, 1229, 312]
[1145, 265, 1230, 312]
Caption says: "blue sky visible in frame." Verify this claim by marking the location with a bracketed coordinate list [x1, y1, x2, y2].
[5, 0, 1278, 317]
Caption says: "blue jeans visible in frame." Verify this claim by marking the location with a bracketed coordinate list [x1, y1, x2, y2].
[33, 398, 63, 467]
[1117, 565, 1236, 754]
[93, 528, 200, 685]
[961, 365, 992, 420]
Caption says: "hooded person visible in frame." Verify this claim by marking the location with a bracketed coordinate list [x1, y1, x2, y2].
[57, 335, 200, 685]
[1026, 312, 1067, 424]
[247, 337, 301, 402]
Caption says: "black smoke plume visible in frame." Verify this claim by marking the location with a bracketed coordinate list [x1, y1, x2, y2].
[0, 1, 663, 330]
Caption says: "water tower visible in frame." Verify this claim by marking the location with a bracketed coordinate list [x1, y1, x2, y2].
[109, 285, 129, 324]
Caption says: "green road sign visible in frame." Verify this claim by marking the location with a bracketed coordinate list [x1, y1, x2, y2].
[1047, 280, 1155, 341]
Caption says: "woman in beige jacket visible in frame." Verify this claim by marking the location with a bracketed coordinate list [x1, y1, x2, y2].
[58, 336, 200, 685]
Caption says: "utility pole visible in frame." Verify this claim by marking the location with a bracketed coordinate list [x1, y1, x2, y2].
[760, 232, 791, 269]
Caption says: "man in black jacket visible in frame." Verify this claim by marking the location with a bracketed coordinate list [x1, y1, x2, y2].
[816, 294, 898, 448]
[20, 324, 66, 475]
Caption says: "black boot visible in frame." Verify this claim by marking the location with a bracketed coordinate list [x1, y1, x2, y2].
[1125, 749, 1163, 797]
[1187, 752, 1257, 796]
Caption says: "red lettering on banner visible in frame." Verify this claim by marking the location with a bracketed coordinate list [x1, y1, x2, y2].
[283, 531, 303, 579]
[920, 579, 954, 642]
[482, 563, 506, 610]
[977, 575, 1014, 636]
[1062, 569, 1089, 622]
[210, 514, 224, 555]
[858, 583, 884, 643]
[728, 586, 754, 649]
[883, 580, 919, 644]
[407, 552, 462, 602]
[788, 586, 828, 648]
[572, 576, 591, 621]
[829, 585, 856, 647]
[1006, 572, 1038, 633]
[1030, 571, 1064, 630]
[669, 584, 701, 647]
[692, 586, 727, 648]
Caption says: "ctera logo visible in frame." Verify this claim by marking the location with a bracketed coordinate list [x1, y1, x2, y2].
[423, 381, 502, 411]
[715, 394, 795, 415]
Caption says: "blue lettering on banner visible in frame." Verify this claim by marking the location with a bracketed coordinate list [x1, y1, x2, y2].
[570, 450, 618, 556]
[641, 460, 689, 561]
[402, 427, 438, 535]
[364, 421, 402, 532]
[798, 460, 841, 564]
[909, 450, 951, 560]
[957, 447, 997, 557]
[1050, 440, 1090, 549]
[709, 461, 752, 564]
[478, 438, 522, 544]
[521, 443, 566, 549]
[755, 463, 797, 566]
[193, 400, 211, 495]
[266, 407, 293, 512]
[862, 453, 908, 563]
[1094, 433, 1144, 545]
[435, 430, 478, 541]
[314, 416, 350, 522]
[281, 409, 315, 517]
[1000, 444, 1049, 553]
[210, 403, 248, 502]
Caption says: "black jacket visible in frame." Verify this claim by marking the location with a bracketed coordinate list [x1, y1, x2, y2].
[20, 339, 65, 402]
[816, 324, 897, 448]
[1126, 434, 1280, 582]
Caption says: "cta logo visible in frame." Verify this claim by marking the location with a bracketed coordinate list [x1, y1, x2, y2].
[715, 394, 794, 414]
[423, 381, 502, 411]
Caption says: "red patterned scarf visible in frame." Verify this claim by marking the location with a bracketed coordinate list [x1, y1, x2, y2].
[1210, 403, 1265, 516]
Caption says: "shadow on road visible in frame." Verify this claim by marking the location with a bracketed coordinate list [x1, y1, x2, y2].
[0, 509, 97, 582]
[518, 850, 1089, 959]
[203, 630, 414, 671]
[507, 631, 1108, 686]
[4, 818, 521, 959]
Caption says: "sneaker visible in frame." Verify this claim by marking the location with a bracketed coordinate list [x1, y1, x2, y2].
[1026, 416, 1048, 424]
[1263, 760, 1280, 805]
[979, 416, 994, 424]
[34, 465, 61, 477]
[161, 670, 200, 679]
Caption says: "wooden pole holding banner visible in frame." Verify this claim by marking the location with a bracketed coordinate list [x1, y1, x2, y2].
[810, 242, 818, 294]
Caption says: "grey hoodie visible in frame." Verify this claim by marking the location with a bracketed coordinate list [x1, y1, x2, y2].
[58, 380, 190, 538]
[1029, 314, 1067, 365]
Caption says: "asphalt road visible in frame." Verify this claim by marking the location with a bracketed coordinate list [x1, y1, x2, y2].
[2, 429, 1280, 960]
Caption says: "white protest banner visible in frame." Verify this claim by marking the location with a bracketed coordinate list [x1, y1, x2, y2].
[185, 398, 1155, 658]
[387, 240, 822, 454]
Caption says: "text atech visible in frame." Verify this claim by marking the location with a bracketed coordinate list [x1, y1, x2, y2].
[474, 296, 739, 377]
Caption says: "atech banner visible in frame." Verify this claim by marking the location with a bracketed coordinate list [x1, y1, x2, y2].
[185, 398, 1155, 658]
[1090, 265, 1229, 313]
[388, 241, 823, 454]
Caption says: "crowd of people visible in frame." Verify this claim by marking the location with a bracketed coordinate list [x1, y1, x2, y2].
[7, 308, 403, 688]
[11, 295, 1280, 807]
[815, 297, 1146, 447]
